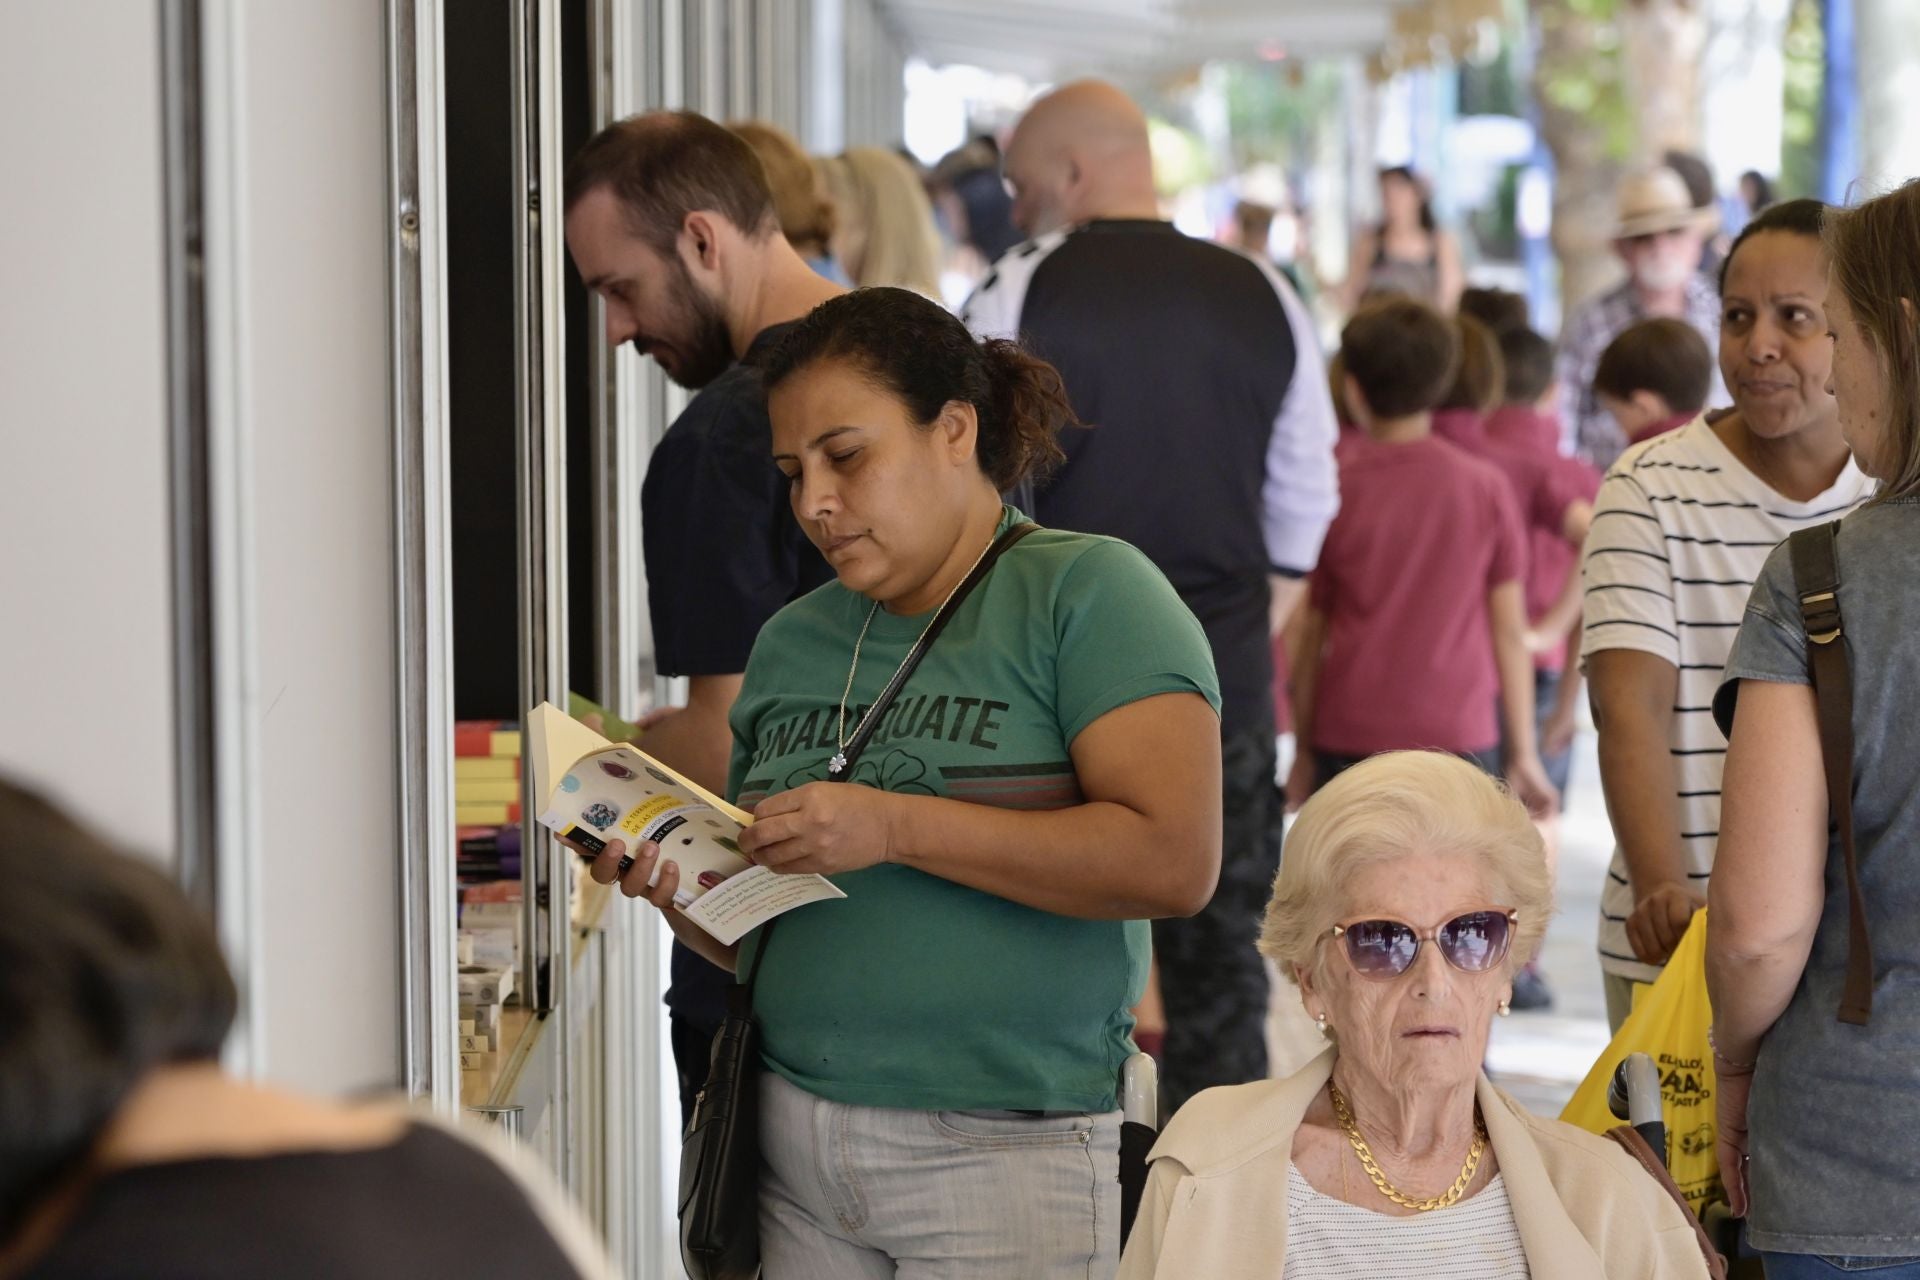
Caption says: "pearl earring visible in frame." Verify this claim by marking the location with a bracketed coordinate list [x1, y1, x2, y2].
[1498, 999, 1512, 1017]
[1315, 1012, 1329, 1033]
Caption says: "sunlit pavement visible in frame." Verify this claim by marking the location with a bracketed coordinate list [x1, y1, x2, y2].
[1486, 726, 1615, 1116]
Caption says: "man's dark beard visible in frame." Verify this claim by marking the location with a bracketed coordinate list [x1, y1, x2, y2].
[649, 261, 735, 391]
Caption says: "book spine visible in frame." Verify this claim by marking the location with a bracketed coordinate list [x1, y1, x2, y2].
[453, 723, 523, 759]
[458, 825, 522, 858]
[457, 855, 522, 882]
[456, 801, 522, 825]
[455, 757, 523, 780]
[454, 778, 521, 804]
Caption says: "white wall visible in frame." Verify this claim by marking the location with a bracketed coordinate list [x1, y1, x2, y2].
[0, 3, 177, 860]
[232, 0, 403, 1094]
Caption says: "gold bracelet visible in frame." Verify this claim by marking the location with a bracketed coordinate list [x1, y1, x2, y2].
[1708, 1027, 1757, 1074]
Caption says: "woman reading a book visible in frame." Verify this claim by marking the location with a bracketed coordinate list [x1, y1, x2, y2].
[586, 286, 1224, 1277]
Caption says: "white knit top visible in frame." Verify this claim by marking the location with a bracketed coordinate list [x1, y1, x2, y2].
[1281, 1161, 1531, 1279]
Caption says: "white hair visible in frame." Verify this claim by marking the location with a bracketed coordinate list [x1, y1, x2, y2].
[1260, 751, 1553, 987]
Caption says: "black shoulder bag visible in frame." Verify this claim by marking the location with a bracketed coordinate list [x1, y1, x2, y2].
[1789, 520, 1874, 1026]
[678, 520, 1040, 1280]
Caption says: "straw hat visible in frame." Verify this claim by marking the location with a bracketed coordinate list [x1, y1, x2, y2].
[1613, 166, 1711, 239]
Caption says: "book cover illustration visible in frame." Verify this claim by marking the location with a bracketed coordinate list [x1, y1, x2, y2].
[527, 703, 843, 945]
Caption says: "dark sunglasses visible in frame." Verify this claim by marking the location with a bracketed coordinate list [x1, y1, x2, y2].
[1330, 909, 1518, 980]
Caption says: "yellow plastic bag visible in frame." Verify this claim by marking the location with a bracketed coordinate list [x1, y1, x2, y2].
[1559, 910, 1721, 1215]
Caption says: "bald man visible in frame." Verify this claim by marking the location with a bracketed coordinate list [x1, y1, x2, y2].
[963, 81, 1341, 1112]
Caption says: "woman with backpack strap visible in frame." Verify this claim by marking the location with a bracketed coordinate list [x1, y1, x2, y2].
[586, 286, 1223, 1278]
[1708, 178, 1920, 1277]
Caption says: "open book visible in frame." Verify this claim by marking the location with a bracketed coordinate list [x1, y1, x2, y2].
[526, 703, 844, 945]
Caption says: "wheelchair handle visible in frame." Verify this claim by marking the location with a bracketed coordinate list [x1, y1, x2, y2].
[1121, 1052, 1158, 1129]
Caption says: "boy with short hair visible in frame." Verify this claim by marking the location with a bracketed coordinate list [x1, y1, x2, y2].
[1483, 326, 1604, 793]
[1592, 316, 1714, 446]
[1286, 298, 1556, 818]
[1487, 326, 1565, 455]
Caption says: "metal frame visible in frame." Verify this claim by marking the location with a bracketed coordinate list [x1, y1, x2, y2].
[385, 0, 459, 1112]
[161, 0, 214, 919]
[162, 0, 265, 1079]
[727, 0, 755, 119]
[588, 1, 670, 1270]
[511, 0, 572, 1171]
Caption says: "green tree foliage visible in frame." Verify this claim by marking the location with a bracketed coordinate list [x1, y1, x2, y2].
[1532, 0, 1636, 163]
[1219, 61, 1344, 171]
[1779, 0, 1823, 200]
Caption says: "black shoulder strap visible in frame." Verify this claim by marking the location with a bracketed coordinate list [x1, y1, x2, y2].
[735, 519, 1041, 1000]
[1789, 521, 1873, 1025]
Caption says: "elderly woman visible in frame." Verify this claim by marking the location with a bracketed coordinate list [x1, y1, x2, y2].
[590, 285, 1222, 1277]
[1119, 751, 1712, 1279]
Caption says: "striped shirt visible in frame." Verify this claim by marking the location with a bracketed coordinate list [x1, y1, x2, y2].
[1283, 1163, 1529, 1278]
[1580, 417, 1872, 981]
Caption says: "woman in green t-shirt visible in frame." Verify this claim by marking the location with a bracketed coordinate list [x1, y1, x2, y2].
[590, 287, 1223, 1276]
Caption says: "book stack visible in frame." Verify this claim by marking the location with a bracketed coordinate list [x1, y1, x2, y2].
[457, 823, 522, 885]
[458, 940, 514, 1074]
[455, 721, 523, 826]
[455, 720, 524, 1072]
[456, 1011, 497, 1073]
[461, 897, 522, 970]
[458, 956, 513, 1075]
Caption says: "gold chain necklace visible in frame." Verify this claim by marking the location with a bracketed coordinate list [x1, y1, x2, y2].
[829, 530, 997, 776]
[1327, 1080, 1487, 1213]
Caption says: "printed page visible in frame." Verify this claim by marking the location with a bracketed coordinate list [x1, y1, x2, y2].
[527, 703, 843, 941]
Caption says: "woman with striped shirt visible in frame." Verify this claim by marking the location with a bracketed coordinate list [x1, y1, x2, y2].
[1581, 199, 1873, 1029]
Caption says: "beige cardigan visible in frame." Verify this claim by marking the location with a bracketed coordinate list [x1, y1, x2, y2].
[1118, 1051, 1710, 1279]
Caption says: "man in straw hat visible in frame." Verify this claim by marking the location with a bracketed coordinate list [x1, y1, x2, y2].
[1555, 165, 1728, 468]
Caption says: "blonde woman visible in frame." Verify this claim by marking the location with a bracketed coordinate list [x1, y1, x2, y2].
[814, 146, 942, 297]
[728, 120, 847, 285]
[1120, 751, 1712, 1279]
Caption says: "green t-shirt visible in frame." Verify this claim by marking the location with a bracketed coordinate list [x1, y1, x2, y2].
[728, 507, 1220, 1112]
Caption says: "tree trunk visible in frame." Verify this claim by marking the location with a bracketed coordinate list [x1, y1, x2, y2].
[1532, 0, 1712, 315]
[1530, 0, 1626, 313]
[1619, 0, 1709, 160]
[1855, 0, 1920, 189]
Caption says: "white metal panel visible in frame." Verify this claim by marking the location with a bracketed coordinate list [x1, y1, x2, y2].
[0, 3, 177, 861]
[386, 0, 461, 1113]
[234, 0, 404, 1094]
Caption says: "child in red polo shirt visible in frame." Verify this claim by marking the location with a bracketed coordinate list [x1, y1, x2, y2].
[1286, 298, 1557, 817]
[1593, 316, 1714, 447]
[1477, 325, 1603, 792]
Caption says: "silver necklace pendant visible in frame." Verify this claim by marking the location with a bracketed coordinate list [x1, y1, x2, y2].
[827, 752, 847, 776]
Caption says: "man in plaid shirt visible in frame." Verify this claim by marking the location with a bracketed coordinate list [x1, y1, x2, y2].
[1556, 166, 1727, 468]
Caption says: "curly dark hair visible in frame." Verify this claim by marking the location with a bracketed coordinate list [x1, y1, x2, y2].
[762, 287, 1074, 491]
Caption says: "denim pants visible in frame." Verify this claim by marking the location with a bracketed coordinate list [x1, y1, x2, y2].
[758, 1070, 1122, 1278]
[1764, 1255, 1920, 1277]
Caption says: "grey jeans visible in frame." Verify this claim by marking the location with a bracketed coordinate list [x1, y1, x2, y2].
[758, 1070, 1122, 1278]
